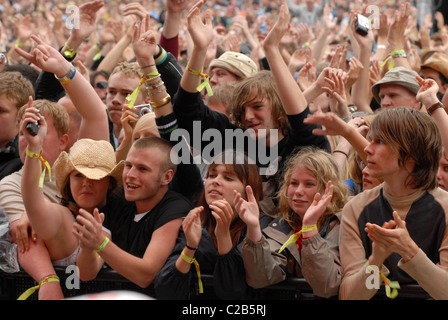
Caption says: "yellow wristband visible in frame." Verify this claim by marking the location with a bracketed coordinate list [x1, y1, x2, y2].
[301, 224, 317, 233]
[181, 249, 195, 264]
[94, 236, 110, 253]
[126, 70, 159, 109]
[181, 249, 203, 293]
[25, 148, 52, 188]
[17, 274, 59, 300]
[186, 64, 213, 96]
[366, 262, 400, 299]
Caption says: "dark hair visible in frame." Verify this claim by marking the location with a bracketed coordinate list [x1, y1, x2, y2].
[90, 70, 110, 85]
[199, 150, 263, 246]
[4, 64, 40, 88]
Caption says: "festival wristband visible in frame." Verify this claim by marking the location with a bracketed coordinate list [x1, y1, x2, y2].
[301, 224, 317, 233]
[92, 43, 102, 61]
[380, 49, 406, 70]
[63, 42, 77, 59]
[366, 262, 400, 299]
[94, 236, 110, 253]
[278, 224, 318, 253]
[186, 64, 213, 96]
[17, 274, 59, 300]
[25, 148, 51, 188]
[126, 70, 160, 109]
[181, 249, 203, 294]
[154, 45, 167, 65]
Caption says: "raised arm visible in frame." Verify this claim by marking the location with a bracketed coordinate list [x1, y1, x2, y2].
[350, 11, 374, 113]
[181, 0, 214, 93]
[383, 2, 412, 71]
[15, 35, 109, 142]
[263, 0, 307, 115]
[20, 101, 66, 240]
[416, 76, 448, 156]
[303, 111, 369, 164]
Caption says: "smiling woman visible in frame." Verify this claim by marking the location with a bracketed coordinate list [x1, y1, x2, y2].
[154, 149, 265, 300]
[241, 146, 349, 298]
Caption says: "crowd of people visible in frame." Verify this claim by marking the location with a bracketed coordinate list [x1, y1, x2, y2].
[0, 0, 446, 301]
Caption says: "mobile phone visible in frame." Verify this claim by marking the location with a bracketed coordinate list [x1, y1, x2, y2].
[134, 104, 153, 117]
[355, 14, 370, 36]
[0, 52, 7, 65]
[26, 113, 40, 136]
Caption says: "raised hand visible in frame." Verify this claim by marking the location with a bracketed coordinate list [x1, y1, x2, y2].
[20, 97, 47, 150]
[416, 75, 440, 108]
[322, 69, 349, 118]
[210, 199, 235, 241]
[234, 186, 259, 229]
[15, 35, 71, 77]
[302, 181, 333, 226]
[70, 0, 104, 43]
[263, 0, 290, 52]
[387, 2, 410, 49]
[182, 206, 204, 249]
[73, 208, 106, 251]
[132, 15, 159, 63]
[187, 0, 213, 51]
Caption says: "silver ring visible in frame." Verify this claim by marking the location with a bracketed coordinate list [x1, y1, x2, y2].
[355, 121, 360, 127]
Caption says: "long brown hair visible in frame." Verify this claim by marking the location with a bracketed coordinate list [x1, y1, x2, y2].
[368, 108, 442, 190]
[229, 70, 289, 137]
[199, 150, 263, 246]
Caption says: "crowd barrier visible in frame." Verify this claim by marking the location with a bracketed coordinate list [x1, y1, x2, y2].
[0, 267, 431, 300]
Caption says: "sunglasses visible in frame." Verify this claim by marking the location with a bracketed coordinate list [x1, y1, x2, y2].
[93, 81, 108, 89]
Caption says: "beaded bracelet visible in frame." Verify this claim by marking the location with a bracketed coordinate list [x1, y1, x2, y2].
[126, 70, 160, 109]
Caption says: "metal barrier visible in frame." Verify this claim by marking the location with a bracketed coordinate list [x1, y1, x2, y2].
[0, 268, 431, 300]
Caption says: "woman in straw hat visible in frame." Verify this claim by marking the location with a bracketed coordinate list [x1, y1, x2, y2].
[20, 104, 123, 276]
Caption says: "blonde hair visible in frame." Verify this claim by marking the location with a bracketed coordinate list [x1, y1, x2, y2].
[110, 61, 143, 78]
[0, 71, 35, 110]
[17, 99, 69, 138]
[132, 112, 158, 141]
[278, 147, 349, 229]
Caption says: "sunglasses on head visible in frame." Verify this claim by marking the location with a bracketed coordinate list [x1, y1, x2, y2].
[93, 81, 108, 89]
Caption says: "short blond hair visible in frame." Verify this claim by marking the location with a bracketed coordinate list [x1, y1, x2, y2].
[17, 99, 69, 138]
[0, 71, 35, 110]
[278, 147, 349, 229]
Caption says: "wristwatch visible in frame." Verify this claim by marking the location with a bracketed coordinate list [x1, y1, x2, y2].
[427, 101, 445, 115]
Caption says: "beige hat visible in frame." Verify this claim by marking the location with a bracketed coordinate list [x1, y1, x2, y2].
[53, 139, 124, 198]
[209, 51, 258, 79]
[371, 67, 420, 103]
[421, 51, 448, 80]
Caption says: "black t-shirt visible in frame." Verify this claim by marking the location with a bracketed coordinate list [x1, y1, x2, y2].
[102, 188, 192, 258]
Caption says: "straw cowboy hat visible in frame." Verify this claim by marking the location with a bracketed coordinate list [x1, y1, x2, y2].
[53, 139, 124, 199]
